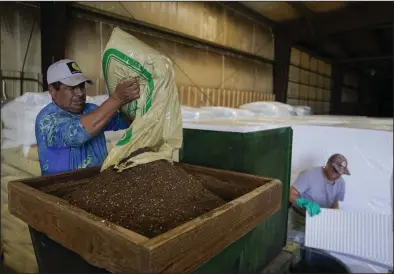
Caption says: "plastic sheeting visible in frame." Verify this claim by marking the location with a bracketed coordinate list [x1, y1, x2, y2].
[200, 107, 255, 119]
[293, 106, 312, 116]
[180, 106, 215, 121]
[182, 121, 285, 133]
[181, 106, 256, 121]
[240, 101, 297, 117]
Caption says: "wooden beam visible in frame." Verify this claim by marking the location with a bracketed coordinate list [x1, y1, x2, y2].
[280, 2, 393, 43]
[40, 2, 68, 90]
[273, 31, 291, 103]
[330, 64, 344, 114]
[293, 44, 332, 63]
[338, 55, 393, 63]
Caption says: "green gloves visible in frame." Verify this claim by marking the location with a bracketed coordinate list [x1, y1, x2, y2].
[296, 198, 321, 217]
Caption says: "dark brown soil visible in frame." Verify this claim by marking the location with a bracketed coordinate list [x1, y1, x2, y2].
[41, 155, 239, 238]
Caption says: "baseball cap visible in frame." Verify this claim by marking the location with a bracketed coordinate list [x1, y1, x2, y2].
[329, 154, 350, 175]
[47, 59, 93, 86]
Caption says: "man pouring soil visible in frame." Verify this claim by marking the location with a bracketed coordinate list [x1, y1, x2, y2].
[35, 59, 140, 175]
[287, 154, 350, 243]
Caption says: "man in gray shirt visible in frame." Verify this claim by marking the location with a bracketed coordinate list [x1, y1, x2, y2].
[287, 154, 350, 243]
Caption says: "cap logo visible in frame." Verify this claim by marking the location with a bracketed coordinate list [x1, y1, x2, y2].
[341, 161, 346, 167]
[66, 62, 82, 74]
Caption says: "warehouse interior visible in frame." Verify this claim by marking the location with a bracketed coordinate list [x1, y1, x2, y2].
[0, 2, 393, 274]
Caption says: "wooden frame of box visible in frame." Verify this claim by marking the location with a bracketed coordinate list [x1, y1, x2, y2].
[8, 163, 282, 273]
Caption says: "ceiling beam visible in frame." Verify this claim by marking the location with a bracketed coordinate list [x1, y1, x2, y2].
[280, 2, 393, 43]
[218, 2, 278, 29]
[338, 55, 393, 63]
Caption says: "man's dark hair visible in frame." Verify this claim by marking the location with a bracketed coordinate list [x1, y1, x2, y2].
[49, 81, 62, 91]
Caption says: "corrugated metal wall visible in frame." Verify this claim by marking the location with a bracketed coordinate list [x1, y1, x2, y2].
[65, 16, 274, 106]
[66, 2, 275, 106]
[76, 2, 274, 60]
[1, 2, 276, 107]
[0, 3, 43, 99]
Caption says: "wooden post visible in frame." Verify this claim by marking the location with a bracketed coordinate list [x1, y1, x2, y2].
[330, 64, 344, 114]
[40, 2, 68, 90]
[274, 31, 291, 103]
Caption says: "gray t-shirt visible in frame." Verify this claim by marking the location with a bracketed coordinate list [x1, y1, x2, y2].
[293, 166, 346, 208]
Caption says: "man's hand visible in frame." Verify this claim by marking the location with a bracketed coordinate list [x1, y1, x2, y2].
[80, 78, 140, 137]
[111, 77, 140, 105]
[331, 200, 339, 209]
[296, 198, 321, 217]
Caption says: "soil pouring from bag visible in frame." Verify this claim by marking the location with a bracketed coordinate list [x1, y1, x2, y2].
[39, 148, 253, 238]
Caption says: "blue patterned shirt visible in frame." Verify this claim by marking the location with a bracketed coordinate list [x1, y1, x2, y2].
[35, 102, 128, 175]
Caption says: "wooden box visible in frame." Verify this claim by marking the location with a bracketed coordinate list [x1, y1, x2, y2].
[8, 163, 282, 274]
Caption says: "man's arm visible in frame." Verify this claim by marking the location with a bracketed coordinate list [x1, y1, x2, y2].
[331, 201, 339, 209]
[80, 97, 124, 136]
[36, 98, 126, 148]
[82, 77, 140, 136]
[289, 171, 309, 204]
[289, 186, 301, 205]
[289, 171, 310, 215]
[332, 180, 346, 209]
[105, 111, 133, 132]
[289, 186, 307, 216]
[37, 79, 140, 148]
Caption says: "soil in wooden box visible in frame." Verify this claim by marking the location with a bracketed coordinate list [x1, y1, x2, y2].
[38, 150, 254, 238]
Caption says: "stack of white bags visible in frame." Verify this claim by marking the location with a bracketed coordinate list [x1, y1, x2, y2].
[180, 102, 308, 123]
[0, 92, 125, 273]
[239, 101, 298, 117]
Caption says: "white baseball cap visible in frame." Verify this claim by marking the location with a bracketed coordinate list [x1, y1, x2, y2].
[47, 59, 93, 86]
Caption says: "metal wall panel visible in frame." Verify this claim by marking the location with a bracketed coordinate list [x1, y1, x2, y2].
[1, 3, 43, 98]
[76, 1, 274, 60]
[65, 17, 274, 100]
[1, 3, 274, 105]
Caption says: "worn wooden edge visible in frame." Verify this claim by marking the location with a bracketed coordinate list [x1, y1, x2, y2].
[143, 179, 283, 273]
[179, 163, 277, 183]
[8, 182, 150, 273]
[9, 167, 101, 188]
[145, 179, 281, 247]
[9, 181, 149, 242]
[14, 163, 275, 189]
